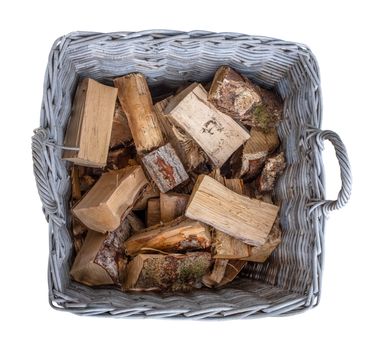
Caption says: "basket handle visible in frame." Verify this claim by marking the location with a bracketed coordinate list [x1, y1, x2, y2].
[308, 128, 352, 213]
[32, 128, 62, 225]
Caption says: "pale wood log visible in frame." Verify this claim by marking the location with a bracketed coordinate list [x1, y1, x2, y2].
[114, 73, 164, 153]
[141, 143, 189, 193]
[123, 252, 211, 291]
[185, 175, 279, 246]
[154, 97, 207, 170]
[70, 219, 130, 286]
[124, 216, 211, 256]
[109, 100, 133, 148]
[165, 83, 250, 167]
[202, 259, 228, 287]
[208, 66, 261, 117]
[160, 192, 189, 223]
[63, 78, 118, 167]
[146, 198, 161, 227]
[72, 166, 148, 233]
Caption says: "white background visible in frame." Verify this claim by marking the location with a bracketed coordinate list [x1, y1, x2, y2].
[0, 1, 375, 349]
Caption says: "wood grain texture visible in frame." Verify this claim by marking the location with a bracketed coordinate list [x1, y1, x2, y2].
[72, 166, 148, 233]
[70, 219, 130, 286]
[185, 175, 279, 246]
[141, 143, 189, 193]
[63, 78, 118, 167]
[160, 192, 189, 222]
[208, 66, 261, 117]
[165, 83, 250, 167]
[110, 100, 133, 148]
[114, 73, 164, 153]
[124, 216, 211, 256]
[146, 198, 161, 227]
[123, 252, 212, 291]
[154, 97, 206, 170]
[133, 183, 160, 210]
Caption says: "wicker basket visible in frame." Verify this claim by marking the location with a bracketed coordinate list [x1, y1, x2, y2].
[32, 30, 352, 319]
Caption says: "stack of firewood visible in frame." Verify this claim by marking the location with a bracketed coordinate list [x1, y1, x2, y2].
[64, 66, 286, 292]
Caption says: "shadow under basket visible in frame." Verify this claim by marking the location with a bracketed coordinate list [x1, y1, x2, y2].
[32, 30, 351, 319]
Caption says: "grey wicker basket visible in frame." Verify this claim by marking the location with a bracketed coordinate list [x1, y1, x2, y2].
[32, 30, 352, 319]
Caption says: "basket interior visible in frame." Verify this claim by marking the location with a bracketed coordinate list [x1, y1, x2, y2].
[47, 33, 324, 316]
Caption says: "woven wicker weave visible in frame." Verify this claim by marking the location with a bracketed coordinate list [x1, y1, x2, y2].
[32, 30, 352, 319]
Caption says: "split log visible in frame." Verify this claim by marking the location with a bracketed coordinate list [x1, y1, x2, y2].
[133, 183, 160, 211]
[217, 260, 247, 287]
[160, 192, 190, 223]
[208, 66, 261, 117]
[123, 252, 212, 291]
[141, 143, 189, 193]
[165, 83, 250, 167]
[114, 73, 164, 153]
[202, 259, 228, 287]
[154, 97, 207, 170]
[238, 128, 280, 179]
[109, 100, 133, 148]
[72, 166, 148, 233]
[146, 198, 161, 227]
[124, 216, 211, 256]
[63, 78, 118, 167]
[70, 219, 131, 286]
[257, 152, 286, 192]
[185, 175, 279, 246]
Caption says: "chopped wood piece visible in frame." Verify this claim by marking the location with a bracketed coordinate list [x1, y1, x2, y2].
[160, 192, 190, 223]
[70, 220, 130, 286]
[208, 66, 261, 117]
[202, 259, 228, 287]
[123, 252, 212, 291]
[217, 260, 247, 287]
[127, 212, 145, 232]
[240, 219, 282, 263]
[71, 166, 82, 203]
[63, 78, 118, 167]
[165, 83, 250, 167]
[238, 128, 280, 179]
[114, 73, 164, 153]
[146, 198, 161, 227]
[133, 183, 160, 210]
[185, 175, 279, 246]
[141, 143, 189, 193]
[257, 152, 286, 193]
[110, 100, 133, 148]
[155, 97, 207, 170]
[124, 216, 211, 256]
[72, 166, 148, 233]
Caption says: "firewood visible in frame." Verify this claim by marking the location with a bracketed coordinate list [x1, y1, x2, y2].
[123, 252, 212, 291]
[124, 216, 211, 256]
[127, 212, 145, 232]
[141, 143, 189, 193]
[208, 66, 261, 117]
[70, 219, 131, 286]
[63, 78, 118, 167]
[257, 152, 286, 192]
[114, 73, 164, 153]
[165, 83, 250, 167]
[72, 166, 148, 233]
[238, 128, 280, 179]
[110, 100, 133, 148]
[146, 198, 161, 227]
[185, 175, 279, 246]
[160, 192, 190, 223]
[154, 97, 207, 170]
[133, 183, 160, 210]
[217, 260, 247, 287]
[202, 259, 228, 287]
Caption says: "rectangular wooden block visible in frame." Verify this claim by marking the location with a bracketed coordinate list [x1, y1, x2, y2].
[63, 78, 118, 167]
[123, 252, 212, 291]
[72, 166, 148, 233]
[165, 83, 250, 167]
[114, 73, 164, 153]
[160, 192, 190, 223]
[185, 175, 279, 246]
[141, 143, 189, 193]
[124, 216, 211, 256]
